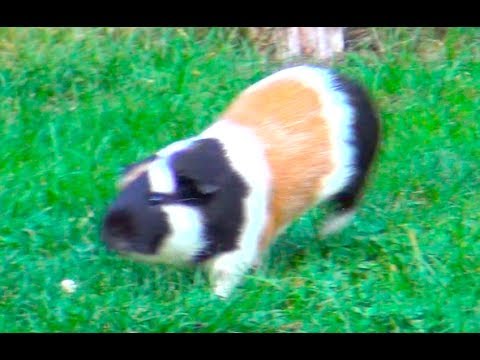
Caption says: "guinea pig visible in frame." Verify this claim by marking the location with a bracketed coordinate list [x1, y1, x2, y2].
[101, 65, 380, 298]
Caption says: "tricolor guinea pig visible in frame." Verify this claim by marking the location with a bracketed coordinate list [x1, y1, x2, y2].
[101, 65, 379, 298]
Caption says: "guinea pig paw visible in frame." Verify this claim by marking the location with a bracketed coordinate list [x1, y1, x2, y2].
[252, 256, 263, 270]
[211, 269, 238, 299]
[209, 251, 254, 299]
[320, 210, 356, 236]
[213, 282, 233, 299]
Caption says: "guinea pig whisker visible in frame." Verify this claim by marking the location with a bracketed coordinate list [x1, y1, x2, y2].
[176, 198, 199, 202]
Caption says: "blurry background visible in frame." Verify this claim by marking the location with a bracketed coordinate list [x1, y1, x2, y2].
[0, 27, 478, 332]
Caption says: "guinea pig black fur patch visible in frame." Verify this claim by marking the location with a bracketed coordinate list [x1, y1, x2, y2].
[103, 171, 171, 255]
[331, 73, 380, 212]
[169, 138, 249, 262]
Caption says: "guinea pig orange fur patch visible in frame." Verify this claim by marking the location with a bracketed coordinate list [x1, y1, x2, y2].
[221, 78, 334, 251]
[118, 161, 152, 190]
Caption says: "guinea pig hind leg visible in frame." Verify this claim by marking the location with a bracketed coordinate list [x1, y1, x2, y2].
[320, 191, 357, 236]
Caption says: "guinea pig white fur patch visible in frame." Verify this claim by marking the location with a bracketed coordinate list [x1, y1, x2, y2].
[130, 204, 206, 265]
[147, 158, 176, 194]
[147, 138, 199, 194]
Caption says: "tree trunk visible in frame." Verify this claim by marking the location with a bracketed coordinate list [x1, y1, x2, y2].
[248, 27, 345, 63]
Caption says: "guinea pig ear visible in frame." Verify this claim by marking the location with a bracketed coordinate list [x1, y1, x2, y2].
[170, 138, 227, 195]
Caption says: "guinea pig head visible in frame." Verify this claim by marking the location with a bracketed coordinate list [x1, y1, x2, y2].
[101, 138, 236, 264]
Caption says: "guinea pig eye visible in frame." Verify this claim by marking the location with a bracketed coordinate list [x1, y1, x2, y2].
[148, 192, 167, 206]
[176, 176, 203, 199]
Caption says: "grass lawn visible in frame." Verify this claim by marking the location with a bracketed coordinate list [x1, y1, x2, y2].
[0, 27, 479, 332]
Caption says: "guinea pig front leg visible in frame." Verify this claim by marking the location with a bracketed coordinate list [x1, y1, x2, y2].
[207, 209, 267, 298]
[207, 249, 258, 299]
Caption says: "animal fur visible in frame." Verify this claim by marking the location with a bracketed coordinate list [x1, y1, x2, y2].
[102, 65, 380, 298]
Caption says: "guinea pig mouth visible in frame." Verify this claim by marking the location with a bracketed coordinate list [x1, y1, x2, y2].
[101, 214, 158, 255]
[103, 231, 160, 256]
[127, 240, 160, 255]
[103, 236, 131, 253]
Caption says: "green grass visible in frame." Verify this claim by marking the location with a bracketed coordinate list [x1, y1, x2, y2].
[1, 27, 479, 332]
